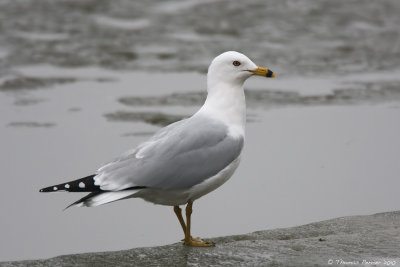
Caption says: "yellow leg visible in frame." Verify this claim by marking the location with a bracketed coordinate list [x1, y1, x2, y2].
[173, 206, 186, 234]
[184, 201, 192, 244]
[182, 200, 215, 247]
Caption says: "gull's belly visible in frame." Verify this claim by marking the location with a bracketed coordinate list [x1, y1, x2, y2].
[133, 157, 241, 206]
[187, 156, 241, 201]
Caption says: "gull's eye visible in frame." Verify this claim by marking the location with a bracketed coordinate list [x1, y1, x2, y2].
[232, 61, 241, 67]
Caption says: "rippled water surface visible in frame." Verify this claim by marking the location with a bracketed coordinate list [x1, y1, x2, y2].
[1, 0, 400, 262]
[1, 0, 400, 74]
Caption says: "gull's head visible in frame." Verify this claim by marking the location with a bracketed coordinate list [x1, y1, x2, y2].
[207, 51, 275, 88]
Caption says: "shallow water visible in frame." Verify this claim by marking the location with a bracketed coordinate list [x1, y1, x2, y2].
[1, 0, 400, 262]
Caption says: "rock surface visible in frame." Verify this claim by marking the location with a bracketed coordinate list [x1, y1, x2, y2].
[2, 211, 399, 267]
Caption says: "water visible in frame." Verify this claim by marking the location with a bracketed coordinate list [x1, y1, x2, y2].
[1, 0, 400, 262]
[1, 0, 399, 75]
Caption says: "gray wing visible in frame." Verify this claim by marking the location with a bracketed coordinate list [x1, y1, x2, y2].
[94, 115, 244, 191]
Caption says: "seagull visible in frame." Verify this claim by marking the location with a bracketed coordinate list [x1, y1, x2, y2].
[40, 51, 275, 247]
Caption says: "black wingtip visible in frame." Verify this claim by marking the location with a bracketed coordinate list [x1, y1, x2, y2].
[39, 174, 98, 193]
[39, 186, 59, 192]
[63, 202, 76, 211]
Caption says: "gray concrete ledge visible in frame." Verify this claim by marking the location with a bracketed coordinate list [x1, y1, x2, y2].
[3, 211, 400, 267]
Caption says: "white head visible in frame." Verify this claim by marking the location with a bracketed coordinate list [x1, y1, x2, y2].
[207, 51, 275, 89]
[201, 51, 275, 130]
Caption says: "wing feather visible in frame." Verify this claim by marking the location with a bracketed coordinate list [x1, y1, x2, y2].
[94, 115, 243, 191]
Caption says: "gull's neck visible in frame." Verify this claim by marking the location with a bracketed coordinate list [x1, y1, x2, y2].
[198, 79, 246, 137]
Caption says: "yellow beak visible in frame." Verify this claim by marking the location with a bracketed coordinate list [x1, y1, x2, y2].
[251, 66, 275, 78]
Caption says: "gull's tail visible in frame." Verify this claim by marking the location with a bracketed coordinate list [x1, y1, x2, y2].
[39, 174, 99, 193]
[39, 175, 145, 209]
[63, 190, 142, 209]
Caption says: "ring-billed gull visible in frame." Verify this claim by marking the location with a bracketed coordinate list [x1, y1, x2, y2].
[40, 51, 275, 247]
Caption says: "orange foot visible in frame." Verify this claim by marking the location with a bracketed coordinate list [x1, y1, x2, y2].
[182, 236, 215, 247]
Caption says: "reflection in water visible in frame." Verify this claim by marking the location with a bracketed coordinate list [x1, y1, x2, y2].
[104, 111, 187, 126]
[119, 92, 206, 107]
[0, 77, 76, 91]
[7, 121, 56, 128]
[13, 98, 46, 106]
[122, 132, 154, 137]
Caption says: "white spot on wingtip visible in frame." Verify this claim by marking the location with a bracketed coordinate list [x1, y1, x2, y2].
[79, 182, 85, 188]
[65, 184, 70, 189]
[53, 187, 58, 191]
